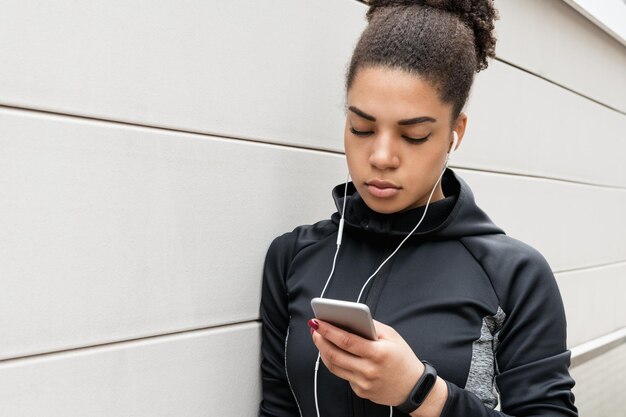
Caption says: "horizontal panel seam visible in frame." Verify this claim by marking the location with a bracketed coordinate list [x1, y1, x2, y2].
[0, 103, 346, 157]
[554, 259, 626, 275]
[495, 56, 626, 116]
[0, 319, 261, 364]
[570, 326, 626, 367]
[458, 166, 626, 190]
[1, 103, 625, 191]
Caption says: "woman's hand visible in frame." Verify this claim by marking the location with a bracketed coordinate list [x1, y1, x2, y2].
[309, 318, 424, 407]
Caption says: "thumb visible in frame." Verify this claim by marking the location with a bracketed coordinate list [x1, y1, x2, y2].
[372, 319, 395, 339]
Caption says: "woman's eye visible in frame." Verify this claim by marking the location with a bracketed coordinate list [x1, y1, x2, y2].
[350, 126, 431, 144]
[403, 133, 431, 144]
[349, 127, 372, 137]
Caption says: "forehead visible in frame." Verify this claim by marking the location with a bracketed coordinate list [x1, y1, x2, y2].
[347, 66, 450, 120]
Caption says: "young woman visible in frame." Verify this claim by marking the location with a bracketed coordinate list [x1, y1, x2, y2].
[259, 1, 578, 416]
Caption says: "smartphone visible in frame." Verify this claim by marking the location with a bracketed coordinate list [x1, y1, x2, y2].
[310, 297, 377, 341]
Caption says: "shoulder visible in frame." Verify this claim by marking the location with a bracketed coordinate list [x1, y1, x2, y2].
[264, 219, 338, 272]
[459, 234, 558, 310]
[461, 234, 551, 268]
[261, 219, 337, 303]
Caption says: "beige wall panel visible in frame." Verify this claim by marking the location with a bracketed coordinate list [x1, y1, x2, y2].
[460, 170, 626, 273]
[0, 322, 262, 417]
[0, 108, 346, 360]
[463, 59, 626, 188]
[2, 108, 623, 362]
[556, 263, 626, 347]
[570, 342, 626, 416]
[0, 0, 365, 151]
[496, 0, 626, 113]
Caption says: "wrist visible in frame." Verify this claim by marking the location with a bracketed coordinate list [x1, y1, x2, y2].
[409, 376, 448, 417]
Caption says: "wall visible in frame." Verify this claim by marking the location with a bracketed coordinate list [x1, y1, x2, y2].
[0, 0, 624, 415]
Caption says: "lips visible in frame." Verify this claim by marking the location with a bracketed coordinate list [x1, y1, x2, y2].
[365, 179, 401, 198]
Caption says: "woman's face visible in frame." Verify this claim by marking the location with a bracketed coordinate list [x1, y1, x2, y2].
[344, 66, 466, 214]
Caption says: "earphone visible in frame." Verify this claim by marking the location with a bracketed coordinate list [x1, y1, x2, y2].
[446, 130, 458, 166]
[312, 131, 459, 417]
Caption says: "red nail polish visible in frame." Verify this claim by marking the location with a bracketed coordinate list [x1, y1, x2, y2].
[308, 319, 319, 330]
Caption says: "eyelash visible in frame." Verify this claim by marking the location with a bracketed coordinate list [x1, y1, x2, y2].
[349, 127, 431, 144]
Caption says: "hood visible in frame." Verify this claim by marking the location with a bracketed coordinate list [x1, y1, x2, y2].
[330, 167, 504, 239]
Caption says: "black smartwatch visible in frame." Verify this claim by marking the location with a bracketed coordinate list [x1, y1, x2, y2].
[395, 360, 438, 414]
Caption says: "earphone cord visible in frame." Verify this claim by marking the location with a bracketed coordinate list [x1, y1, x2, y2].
[318, 173, 350, 299]
[314, 158, 449, 417]
[314, 173, 349, 417]
[356, 159, 448, 304]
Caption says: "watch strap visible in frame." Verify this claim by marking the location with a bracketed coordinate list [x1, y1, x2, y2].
[395, 360, 438, 414]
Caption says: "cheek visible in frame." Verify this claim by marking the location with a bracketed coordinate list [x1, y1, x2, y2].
[404, 143, 444, 166]
[345, 149, 357, 176]
[399, 148, 443, 181]
[345, 143, 369, 176]
[344, 138, 359, 164]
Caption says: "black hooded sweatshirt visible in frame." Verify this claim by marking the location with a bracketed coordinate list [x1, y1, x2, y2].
[259, 167, 578, 417]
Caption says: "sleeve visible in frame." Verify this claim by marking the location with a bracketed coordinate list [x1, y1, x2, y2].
[440, 243, 578, 417]
[258, 233, 301, 417]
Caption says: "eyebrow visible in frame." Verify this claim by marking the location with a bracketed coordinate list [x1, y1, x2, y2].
[348, 105, 437, 125]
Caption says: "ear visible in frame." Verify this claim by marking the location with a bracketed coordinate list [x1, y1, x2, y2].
[451, 112, 468, 152]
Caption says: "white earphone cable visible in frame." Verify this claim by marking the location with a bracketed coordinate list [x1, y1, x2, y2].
[356, 158, 448, 304]
[318, 173, 350, 300]
[314, 161, 447, 417]
[313, 134, 455, 417]
[314, 174, 349, 417]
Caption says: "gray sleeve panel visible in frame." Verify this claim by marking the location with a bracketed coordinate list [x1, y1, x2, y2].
[464, 306, 506, 409]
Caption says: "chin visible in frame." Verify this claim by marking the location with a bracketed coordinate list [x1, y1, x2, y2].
[362, 197, 405, 214]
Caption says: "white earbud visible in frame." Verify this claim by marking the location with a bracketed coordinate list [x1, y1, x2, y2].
[446, 131, 458, 165]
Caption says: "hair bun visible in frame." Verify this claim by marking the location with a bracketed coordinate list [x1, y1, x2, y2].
[365, 0, 499, 72]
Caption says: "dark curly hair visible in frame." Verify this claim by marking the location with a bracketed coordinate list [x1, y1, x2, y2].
[345, 0, 499, 126]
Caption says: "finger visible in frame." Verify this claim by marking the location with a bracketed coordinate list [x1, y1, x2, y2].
[318, 351, 357, 382]
[312, 329, 366, 374]
[314, 319, 374, 358]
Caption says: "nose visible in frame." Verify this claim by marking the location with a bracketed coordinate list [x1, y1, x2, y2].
[368, 132, 400, 170]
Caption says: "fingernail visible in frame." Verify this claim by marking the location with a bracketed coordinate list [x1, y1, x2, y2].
[308, 319, 319, 330]
[310, 327, 315, 335]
